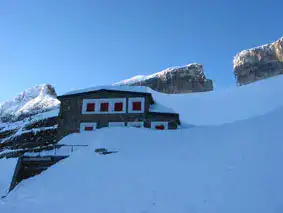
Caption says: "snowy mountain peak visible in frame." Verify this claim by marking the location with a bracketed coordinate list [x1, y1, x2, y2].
[0, 84, 60, 122]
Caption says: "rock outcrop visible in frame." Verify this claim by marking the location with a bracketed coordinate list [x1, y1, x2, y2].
[234, 37, 283, 86]
[114, 63, 213, 93]
[0, 114, 59, 159]
[0, 84, 60, 122]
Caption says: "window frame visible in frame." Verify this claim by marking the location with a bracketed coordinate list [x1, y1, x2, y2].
[86, 103, 95, 112]
[151, 121, 168, 130]
[111, 98, 126, 113]
[82, 98, 126, 114]
[128, 97, 145, 113]
[100, 102, 109, 112]
[114, 102, 124, 112]
[80, 122, 97, 132]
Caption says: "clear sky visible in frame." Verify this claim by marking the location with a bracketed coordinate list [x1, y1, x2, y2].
[0, 0, 283, 102]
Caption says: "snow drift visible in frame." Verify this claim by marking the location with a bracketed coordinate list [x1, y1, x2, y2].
[2, 106, 283, 213]
[1, 75, 283, 213]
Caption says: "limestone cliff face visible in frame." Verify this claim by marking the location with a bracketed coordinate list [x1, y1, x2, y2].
[114, 63, 213, 93]
[234, 37, 283, 86]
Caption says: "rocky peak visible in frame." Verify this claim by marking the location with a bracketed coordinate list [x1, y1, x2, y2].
[0, 84, 60, 122]
[114, 63, 213, 93]
[234, 37, 283, 85]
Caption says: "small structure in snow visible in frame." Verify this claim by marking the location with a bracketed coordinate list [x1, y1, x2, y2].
[57, 86, 180, 139]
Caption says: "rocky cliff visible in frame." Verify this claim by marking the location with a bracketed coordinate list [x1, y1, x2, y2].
[114, 63, 213, 93]
[234, 37, 283, 85]
[0, 84, 60, 122]
[0, 84, 60, 158]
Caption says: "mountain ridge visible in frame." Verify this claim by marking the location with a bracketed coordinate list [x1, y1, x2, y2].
[0, 84, 60, 123]
[114, 63, 214, 93]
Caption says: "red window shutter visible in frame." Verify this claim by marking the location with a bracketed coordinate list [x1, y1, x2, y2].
[155, 125, 165, 130]
[100, 102, 109, 112]
[114, 102, 123, 111]
[85, 126, 93, 131]
[132, 102, 142, 111]
[86, 103, 95, 112]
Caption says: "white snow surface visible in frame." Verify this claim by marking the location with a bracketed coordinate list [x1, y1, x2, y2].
[152, 75, 283, 125]
[2, 75, 283, 212]
[1, 106, 283, 213]
[0, 158, 17, 196]
[114, 75, 148, 85]
[0, 84, 60, 121]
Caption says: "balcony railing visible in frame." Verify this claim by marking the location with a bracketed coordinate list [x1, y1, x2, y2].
[23, 144, 88, 157]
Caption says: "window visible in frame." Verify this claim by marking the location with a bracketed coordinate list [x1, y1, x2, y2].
[86, 103, 95, 112]
[100, 102, 109, 112]
[128, 97, 145, 113]
[155, 125, 165, 130]
[151, 122, 168, 130]
[80, 122, 97, 132]
[85, 126, 94, 131]
[132, 102, 142, 111]
[114, 102, 123, 112]
[82, 98, 126, 114]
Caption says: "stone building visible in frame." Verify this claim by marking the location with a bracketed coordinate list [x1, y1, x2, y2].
[57, 86, 180, 139]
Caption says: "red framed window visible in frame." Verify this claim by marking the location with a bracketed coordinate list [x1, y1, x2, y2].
[85, 126, 94, 131]
[155, 125, 165, 130]
[100, 102, 109, 112]
[114, 102, 123, 112]
[86, 103, 95, 112]
[132, 101, 142, 111]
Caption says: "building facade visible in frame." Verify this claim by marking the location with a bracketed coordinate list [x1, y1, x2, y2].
[57, 88, 180, 139]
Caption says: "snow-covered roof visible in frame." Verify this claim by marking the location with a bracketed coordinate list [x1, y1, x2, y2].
[149, 102, 176, 114]
[61, 85, 153, 97]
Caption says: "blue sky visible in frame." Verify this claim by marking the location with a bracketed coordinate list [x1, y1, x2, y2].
[0, 0, 283, 102]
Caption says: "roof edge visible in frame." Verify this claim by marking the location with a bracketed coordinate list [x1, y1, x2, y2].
[58, 89, 153, 99]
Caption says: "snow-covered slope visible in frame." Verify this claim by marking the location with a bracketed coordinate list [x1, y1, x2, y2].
[2, 75, 283, 213]
[2, 106, 283, 213]
[0, 84, 60, 122]
[114, 74, 148, 85]
[0, 158, 17, 195]
[149, 74, 283, 125]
